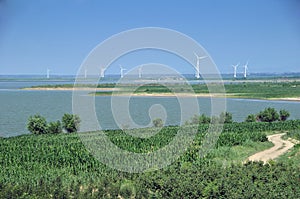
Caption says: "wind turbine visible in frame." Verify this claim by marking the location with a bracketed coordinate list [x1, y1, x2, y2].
[243, 61, 249, 78]
[100, 67, 106, 78]
[232, 63, 239, 79]
[138, 65, 142, 79]
[119, 65, 126, 78]
[194, 52, 207, 79]
[46, 69, 50, 79]
[84, 68, 87, 79]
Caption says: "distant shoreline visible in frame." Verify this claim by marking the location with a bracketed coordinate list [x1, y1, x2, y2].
[21, 87, 300, 102]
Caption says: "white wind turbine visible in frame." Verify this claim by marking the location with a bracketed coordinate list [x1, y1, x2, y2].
[243, 61, 249, 78]
[46, 68, 50, 79]
[232, 63, 239, 78]
[100, 67, 106, 78]
[84, 68, 87, 79]
[194, 52, 207, 79]
[119, 65, 126, 78]
[138, 65, 142, 79]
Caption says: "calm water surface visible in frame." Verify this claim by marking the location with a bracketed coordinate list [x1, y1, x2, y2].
[0, 81, 300, 137]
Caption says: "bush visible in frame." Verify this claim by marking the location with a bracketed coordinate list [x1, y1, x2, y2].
[190, 114, 211, 124]
[152, 118, 163, 127]
[199, 114, 211, 124]
[245, 114, 257, 122]
[220, 112, 233, 123]
[279, 109, 290, 121]
[62, 114, 81, 133]
[47, 121, 62, 134]
[27, 115, 48, 135]
[257, 107, 279, 122]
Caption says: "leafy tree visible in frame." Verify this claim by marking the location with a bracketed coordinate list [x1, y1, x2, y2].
[279, 109, 290, 121]
[220, 112, 233, 123]
[245, 114, 257, 122]
[199, 114, 211, 124]
[257, 107, 279, 122]
[27, 114, 48, 134]
[190, 114, 211, 124]
[47, 120, 62, 134]
[62, 114, 81, 133]
[152, 118, 163, 127]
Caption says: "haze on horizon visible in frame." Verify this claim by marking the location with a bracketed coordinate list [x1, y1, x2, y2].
[0, 0, 299, 76]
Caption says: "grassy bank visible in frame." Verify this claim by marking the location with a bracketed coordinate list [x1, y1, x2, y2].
[27, 81, 300, 100]
[1, 121, 300, 198]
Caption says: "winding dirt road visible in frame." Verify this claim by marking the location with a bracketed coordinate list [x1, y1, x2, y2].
[247, 133, 295, 163]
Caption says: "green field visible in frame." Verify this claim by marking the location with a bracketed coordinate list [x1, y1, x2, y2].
[1, 121, 300, 198]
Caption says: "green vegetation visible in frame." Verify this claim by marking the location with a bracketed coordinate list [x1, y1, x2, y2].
[287, 129, 300, 140]
[257, 107, 280, 122]
[27, 113, 81, 134]
[1, 121, 300, 198]
[188, 112, 233, 125]
[27, 81, 300, 99]
[245, 107, 290, 123]
[62, 113, 81, 133]
[27, 114, 48, 135]
[152, 118, 163, 127]
[245, 114, 256, 122]
[47, 120, 62, 134]
[279, 109, 290, 121]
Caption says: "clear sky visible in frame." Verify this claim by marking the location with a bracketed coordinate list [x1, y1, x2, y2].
[0, 0, 299, 75]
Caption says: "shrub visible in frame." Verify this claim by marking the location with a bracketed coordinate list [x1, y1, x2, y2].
[47, 121, 62, 134]
[189, 114, 211, 124]
[245, 114, 257, 122]
[279, 109, 290, 121]
[62, 114, 81, 133]
[257, 107, 279, 122]
[27, 114, 48, 134]
[199, 114, 211, 124]
[152, 118, 163, 127]
[220, 112, 233, 123]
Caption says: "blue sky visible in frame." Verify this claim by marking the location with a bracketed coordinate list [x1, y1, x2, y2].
[0, 0, 299, 75]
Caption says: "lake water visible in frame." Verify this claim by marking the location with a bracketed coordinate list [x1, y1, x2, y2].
[0, 81, 300, 137]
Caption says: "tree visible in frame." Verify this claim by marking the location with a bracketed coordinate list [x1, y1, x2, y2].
[199, 114, 211, 124]
[27, 114, 48, 134]
[48, 121, 62, 134]
[152, 118, 163, 127]
[220, 112, 233, 123]
[189, 114, 211, 124]
[257, 107, 279, 122]
[279, 109, 290, 121]
[62, 114, 81, 133]
[245, 114, 256, 122]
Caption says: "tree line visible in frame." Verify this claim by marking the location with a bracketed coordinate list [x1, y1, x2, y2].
[27, 113, 81, 134]
[186, 107, 290, 125]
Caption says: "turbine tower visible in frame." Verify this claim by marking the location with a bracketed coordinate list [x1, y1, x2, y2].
[243, 61, 249, 78]
[232, 63, 239, 78]
[46, 69, 50, 79]
[194, 52, 207, 79]
[138, 65, 142, 78]
[119, 65, 126, 78]
[100, 68, 106, 78]
[84, 68, 87, 79]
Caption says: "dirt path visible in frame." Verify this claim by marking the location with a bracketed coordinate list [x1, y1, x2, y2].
[247, 133, 295, 163]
